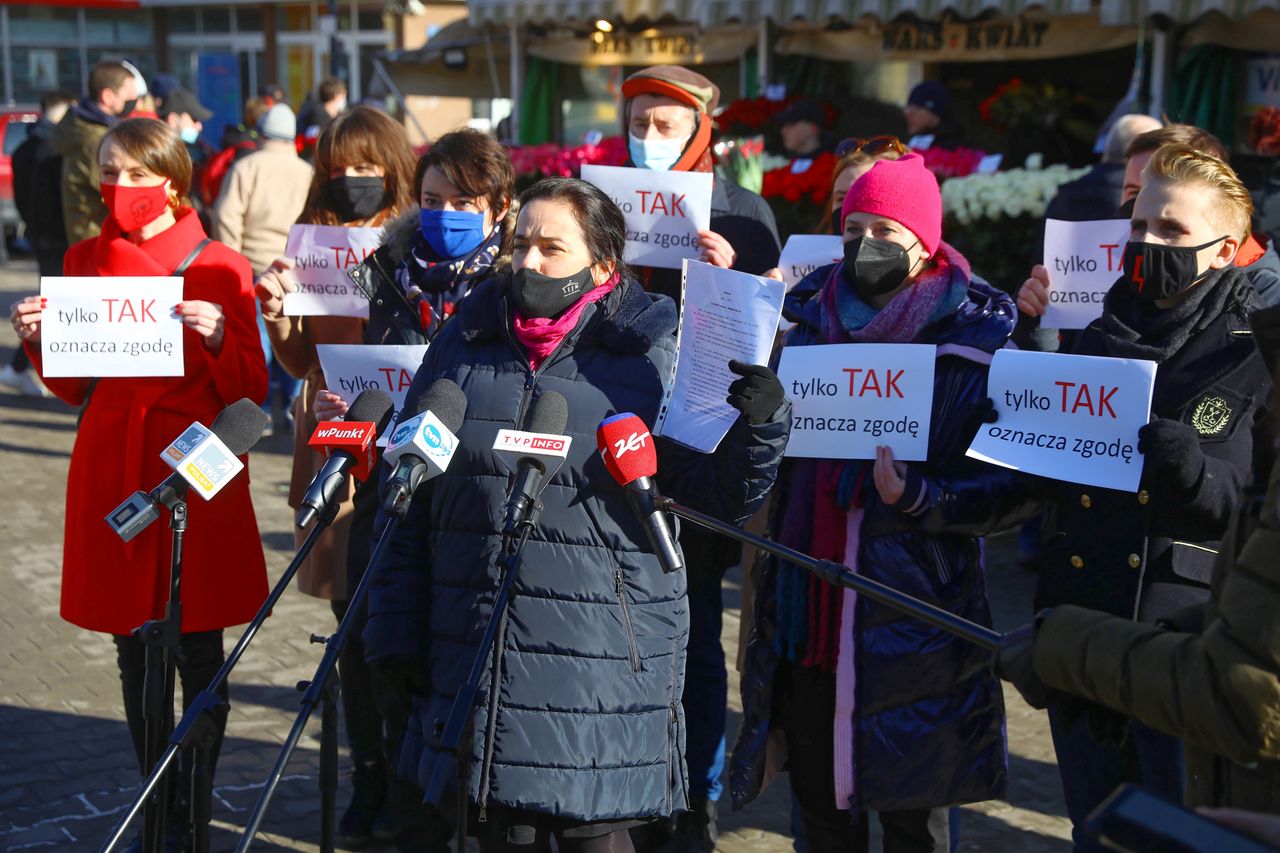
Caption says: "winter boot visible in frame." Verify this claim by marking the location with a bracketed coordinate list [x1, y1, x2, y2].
[662, 799, 718, 853]
[339, 756, 388, 849]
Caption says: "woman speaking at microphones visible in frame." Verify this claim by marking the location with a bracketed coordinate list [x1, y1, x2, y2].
[8, 117, 268, 845]
[734, 154, 1030, 852]
[364, 176, 790, 851]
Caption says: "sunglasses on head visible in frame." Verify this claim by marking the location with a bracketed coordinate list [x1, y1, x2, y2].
[835, 135, 910, 158]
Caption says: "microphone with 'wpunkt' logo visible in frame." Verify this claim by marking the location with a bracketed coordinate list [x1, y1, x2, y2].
[381, 378, 468, 517]
[296, 389, 394, 529]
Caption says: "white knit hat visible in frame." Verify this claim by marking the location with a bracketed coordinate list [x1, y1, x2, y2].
[259, 104, 296, 141]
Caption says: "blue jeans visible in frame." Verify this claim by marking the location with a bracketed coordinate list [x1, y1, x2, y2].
[683, 566, 727, 803]
[1048, 706, 1185, 853]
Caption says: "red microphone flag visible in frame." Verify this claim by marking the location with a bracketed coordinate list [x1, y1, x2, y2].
[596, 413, 657, 486]
[308, 421, 378, 482]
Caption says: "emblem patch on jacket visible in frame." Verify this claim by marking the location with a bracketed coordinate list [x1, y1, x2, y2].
[1191, 395, 1231, 436]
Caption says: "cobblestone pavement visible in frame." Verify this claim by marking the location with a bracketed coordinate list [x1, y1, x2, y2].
[0, 256, 1070, 851]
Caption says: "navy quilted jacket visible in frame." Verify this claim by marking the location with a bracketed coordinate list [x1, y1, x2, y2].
[731, 262, 1027, 813]
[365, 274, 790, 821]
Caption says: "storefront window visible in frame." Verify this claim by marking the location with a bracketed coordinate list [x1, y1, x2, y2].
[89, 50, 155, 81]
[169, 48, 199, 90]
[8, 7, 79, 43]
[170, 8, 198, 35]
[204, 8, 231, 34]
[358, 8, 384, 31]
[278, 5, 314, 32]
[11, 46, 80, 104]
[237, 7, 263, 35]
[85, 10, 153, 44]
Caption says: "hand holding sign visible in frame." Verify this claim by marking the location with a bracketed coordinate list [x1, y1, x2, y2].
[1017, 265, 1052, 318]
[9, 295, 46, 342]
[697, 229, 737, 269]
[175, 300, 224, 352]
[873, 445, 909, 504]
[314, 389, 349, 422]
[255, 257, 298, 317]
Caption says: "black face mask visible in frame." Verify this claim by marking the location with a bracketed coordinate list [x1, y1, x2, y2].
[1121, 236, 1227, 302]
[831, 210, 844, 236]
[842, 236, 917, 299]
[511, 266, 595, 319]
[325, 176, 388, 223]
[119, 98, 138, 118]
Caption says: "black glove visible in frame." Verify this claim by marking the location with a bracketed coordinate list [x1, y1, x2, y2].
[991, 611, 1053, 710]
[967, 397, 999, 433]
[371, 657, 429, 711]
[1138, 418, 1205, 493]
[727, 359, 785, 425]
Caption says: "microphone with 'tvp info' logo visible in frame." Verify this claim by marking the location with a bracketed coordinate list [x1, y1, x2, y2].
[597, 412, 683, 574]
[492, 390, 571, 536]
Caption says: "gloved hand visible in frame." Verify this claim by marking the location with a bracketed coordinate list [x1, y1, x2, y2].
[967, 397, 999, 434]
[991, 611, 1053, 709]
[372, 657, 429, 714]
[727, 359, 785, 425]
[1138, 418, 1205, 492]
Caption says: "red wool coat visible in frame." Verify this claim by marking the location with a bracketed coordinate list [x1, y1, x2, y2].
[28, 208, 270, 635]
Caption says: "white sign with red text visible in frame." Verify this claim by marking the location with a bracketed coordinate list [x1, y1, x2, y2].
[1041, 218, 1131, 329]
[777, 343, 937, 460]
[580, 164, 712, 269]
[778, 234, 843, 288]
[966, 349, 1156, 491]
[282, 224, 381, 318]
[39, 276, 184, 377]
[317, 344, 428, 446]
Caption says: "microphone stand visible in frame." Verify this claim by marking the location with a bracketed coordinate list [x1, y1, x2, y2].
[424, 508, 539, 853]
[100, 499, 343, 853]
[655, 497, 1002, 651]
[135, 495, 187, 853]
[234, 510, 405, 853]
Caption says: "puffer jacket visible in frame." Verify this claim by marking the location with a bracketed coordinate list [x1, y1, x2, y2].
[365, 274, 790, 821]
[1033, 443, 1280, 813]
[732, 258, 1029, 814]
[54, 101, 115, 245]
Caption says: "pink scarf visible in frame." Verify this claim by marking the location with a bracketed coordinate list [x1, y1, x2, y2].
[512, 272, 620, 370]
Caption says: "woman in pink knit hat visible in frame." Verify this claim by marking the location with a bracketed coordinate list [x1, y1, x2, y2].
[732, 153, 1029, 852]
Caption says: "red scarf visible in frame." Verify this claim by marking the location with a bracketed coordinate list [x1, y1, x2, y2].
[512, 272, 620, 370]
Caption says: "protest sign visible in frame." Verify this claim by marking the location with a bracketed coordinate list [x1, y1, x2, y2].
[777, 235, 844, 288]
[966, 349, 1156, 492]
[282, 224, 381, 318]
[654, 260, 784, 453]
[40, 276, 184, 378]
[778, 343, 937, 460]
[580, 164, 712, 269]
[317, 344, 429, 446]
[1040, 218, 1130, 329]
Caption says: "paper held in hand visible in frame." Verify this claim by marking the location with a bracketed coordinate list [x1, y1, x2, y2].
[777, 343, 936, 461]
[282, 224, 381, 318]
[580, 164, 712, 270]
[1040, 218, 1130, 330]
[777, 235, 844, 288]
[653, 260, 785, 453]
[965, 349, 1156, 492]
[317, 343, 429, 446]
[39, 276, 185, 378]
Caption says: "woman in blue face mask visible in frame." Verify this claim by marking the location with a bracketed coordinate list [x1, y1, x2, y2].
[348, 127, 514, 346]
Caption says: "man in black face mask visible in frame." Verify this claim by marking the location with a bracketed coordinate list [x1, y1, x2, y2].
[55, 59, 139, 245]
[1007, 144, 1272, 852]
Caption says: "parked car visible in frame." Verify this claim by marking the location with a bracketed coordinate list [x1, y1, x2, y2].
[0, 108, 39, 237]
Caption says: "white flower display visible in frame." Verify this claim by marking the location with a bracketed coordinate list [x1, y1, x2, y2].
[941, 163, 1089, 226]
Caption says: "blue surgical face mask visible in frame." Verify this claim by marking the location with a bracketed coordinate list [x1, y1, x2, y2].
[629, 133, 688, 171]
[180, 127, 200, 145]
[419, 208, 488, 259]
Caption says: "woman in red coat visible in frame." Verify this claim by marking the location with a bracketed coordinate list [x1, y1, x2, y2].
[9, 117, 268, 837]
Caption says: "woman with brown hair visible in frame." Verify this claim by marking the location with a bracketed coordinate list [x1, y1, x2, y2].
[9, 117, 268, 847]
[252, 104, 415, 845]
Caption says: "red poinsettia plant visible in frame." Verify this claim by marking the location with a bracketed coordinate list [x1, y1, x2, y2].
[1251, 106, 1280, 156]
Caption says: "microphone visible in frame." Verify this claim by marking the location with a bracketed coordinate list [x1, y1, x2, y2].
[295, 389, 394, 529]
[596, 412, 683, 574]
[492, 390, 571, 535]
[381, 378, 468, 517]
[106, 398, 270, 543]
